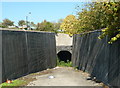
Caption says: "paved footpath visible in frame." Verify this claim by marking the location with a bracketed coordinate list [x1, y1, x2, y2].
[27, 67, 103, 86]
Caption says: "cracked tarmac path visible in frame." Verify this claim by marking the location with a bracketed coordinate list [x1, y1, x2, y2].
[27, 67, 102, 86]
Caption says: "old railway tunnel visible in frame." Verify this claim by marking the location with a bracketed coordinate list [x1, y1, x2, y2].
[55, 33, 73, 62]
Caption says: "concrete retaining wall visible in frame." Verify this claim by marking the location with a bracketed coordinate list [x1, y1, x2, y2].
[55, 33, 73, 46]
[0, 29, 56, 83]
[56, 33, 73, 54]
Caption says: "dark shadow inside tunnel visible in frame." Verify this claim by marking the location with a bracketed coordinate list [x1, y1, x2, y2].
[57, 51, 71, 62]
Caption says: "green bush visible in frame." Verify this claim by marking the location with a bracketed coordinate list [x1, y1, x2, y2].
[57, 58, 72, 67]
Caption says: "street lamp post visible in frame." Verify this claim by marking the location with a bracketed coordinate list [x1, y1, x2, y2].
[26, 12, 31, 30]
[26, 16, 28, 30]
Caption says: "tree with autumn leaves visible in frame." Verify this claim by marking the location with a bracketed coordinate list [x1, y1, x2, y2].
[60, 2, 120, 43]
[60, 15, 79, 36]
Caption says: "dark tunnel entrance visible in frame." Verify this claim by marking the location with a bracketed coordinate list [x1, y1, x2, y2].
[57, 51, 71, 62]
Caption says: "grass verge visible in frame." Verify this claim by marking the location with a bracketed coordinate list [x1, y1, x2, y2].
[0, 80, 26, 88]
[0, 68, 53, 88]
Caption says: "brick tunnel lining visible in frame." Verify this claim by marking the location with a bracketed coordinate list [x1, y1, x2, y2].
[57, 51, 71, 62]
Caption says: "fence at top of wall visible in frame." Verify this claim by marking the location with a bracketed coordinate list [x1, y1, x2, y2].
[0, 29, 57, 83]
[72, 31, 120, 87]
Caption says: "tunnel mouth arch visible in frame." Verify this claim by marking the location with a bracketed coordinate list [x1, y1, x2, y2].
[57, 50, 71, 62]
